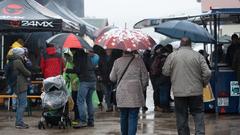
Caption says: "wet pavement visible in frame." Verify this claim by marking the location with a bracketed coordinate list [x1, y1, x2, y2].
[0, 89, 240, 135]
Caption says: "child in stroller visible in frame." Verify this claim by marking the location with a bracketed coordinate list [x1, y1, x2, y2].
[38, 75, 71, 129]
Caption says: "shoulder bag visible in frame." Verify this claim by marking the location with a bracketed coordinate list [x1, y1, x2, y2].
[111, 56, 135, 105]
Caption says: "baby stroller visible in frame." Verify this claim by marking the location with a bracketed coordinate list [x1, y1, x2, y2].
[38, 75, 71, 129]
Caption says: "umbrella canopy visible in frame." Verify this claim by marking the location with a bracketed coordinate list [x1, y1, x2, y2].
[46, 33, 92, 50]
[95, 28, 155, 51]
[94, 26, 117, 38]
[219, 35, 231, 44]
[154, 20, 215, 43]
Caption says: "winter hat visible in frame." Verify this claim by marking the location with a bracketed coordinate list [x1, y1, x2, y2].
[11, 41, 23, 48]
[12, 48, 25, 57]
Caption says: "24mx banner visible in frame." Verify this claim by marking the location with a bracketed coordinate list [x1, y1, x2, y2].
[21, 20, 54, 28]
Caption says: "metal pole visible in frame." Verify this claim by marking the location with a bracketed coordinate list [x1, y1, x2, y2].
[213, 14, 218, 114]
[1, 35, 4, 70]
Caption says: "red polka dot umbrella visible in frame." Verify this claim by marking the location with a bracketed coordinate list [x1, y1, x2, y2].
[95, 28, 155, 51]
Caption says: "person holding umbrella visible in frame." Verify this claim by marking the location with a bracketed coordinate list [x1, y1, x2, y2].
[110, 50, 149, 135]
[68, 49, 99, 128]
[96, 28, 154, 135]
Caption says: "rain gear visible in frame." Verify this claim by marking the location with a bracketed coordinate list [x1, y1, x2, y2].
[162, 46, 211, 97]
[40, 47, 64, 78]
[63, 49, 80, 96]
[110, 54, 149, 108]
[6, 40, 24, 59]
[9, 50, 31, 94]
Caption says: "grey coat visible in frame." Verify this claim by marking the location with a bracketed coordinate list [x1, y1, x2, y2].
[162, 46, 211, 97]
[110, 55, 149, 108]
[12, 56, 31, 94]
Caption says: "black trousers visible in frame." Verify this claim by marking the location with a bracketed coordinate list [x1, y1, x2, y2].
[174, 96, 205, 135]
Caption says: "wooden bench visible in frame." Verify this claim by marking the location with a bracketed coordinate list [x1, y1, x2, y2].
[0, 95, 41, 116]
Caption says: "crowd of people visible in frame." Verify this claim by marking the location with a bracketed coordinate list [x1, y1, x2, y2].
[3, 33, 240, 135]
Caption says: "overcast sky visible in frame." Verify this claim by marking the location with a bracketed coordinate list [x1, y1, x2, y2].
[85, 0, 202, 28]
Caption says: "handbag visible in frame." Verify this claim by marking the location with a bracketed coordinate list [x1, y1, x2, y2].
[203, 83, 215, 102]
[111, 56, 135, 105]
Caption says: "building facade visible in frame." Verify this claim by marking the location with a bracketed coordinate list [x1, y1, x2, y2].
[200, 0, 240, 12]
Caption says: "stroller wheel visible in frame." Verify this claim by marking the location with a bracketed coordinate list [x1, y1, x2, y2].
[38, 122, 41, 129]
[46, 123, 53, 128]
[58, 121, 65, 129]
[68, 117, 72, 127]
[38, 121, 45, 129]
[65, 117, 71, 127]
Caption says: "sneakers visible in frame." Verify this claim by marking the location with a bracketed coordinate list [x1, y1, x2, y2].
[71, 120, 79, 126]
[73, 122, 88, 129]
[15, 123, 29, 129]
[142, 106, 148, 112]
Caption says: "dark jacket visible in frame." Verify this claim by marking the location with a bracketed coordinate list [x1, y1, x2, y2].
[150, 52, 171, 84]
[226, 43, 238, 67]
[233, 49, 240, 84]
[72, 53, 99, 82]
[233, 49, 240, 70]
[40, 47, 64, 78]
[11, 55, 31, 94]
[143, 50, 151, 72]
[97, 55, 114, 84]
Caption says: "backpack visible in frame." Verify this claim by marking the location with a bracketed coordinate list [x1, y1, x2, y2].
[4, 59, 17, 92]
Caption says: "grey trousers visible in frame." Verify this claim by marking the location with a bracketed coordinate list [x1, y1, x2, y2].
[174, 96, 205, 135]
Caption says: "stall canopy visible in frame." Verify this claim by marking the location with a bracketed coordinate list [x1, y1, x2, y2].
[45, 0, 98, 37]
[0, 0, 79, 32]
[133, 8, 240, 29]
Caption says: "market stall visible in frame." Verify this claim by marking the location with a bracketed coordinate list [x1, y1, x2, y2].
[134, 8, 240, 113]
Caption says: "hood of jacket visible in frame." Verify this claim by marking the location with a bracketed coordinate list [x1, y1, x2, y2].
[11, 41, 23, 49]
[46, 47, 57, 55]
[63, 49, 73, 62]
[7, 41, 23, 59]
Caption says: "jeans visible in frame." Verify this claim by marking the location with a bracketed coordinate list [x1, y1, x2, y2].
[159, 83, 171, 109]
[16, 91, 27, 125]
[104, 83, 113, 109]
[120, 108, 140, 135]
[77, 81, 96, 124]
[174, 96, 205, 135]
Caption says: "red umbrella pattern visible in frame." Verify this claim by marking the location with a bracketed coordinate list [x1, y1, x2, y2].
[95, 28, 155, 51]
[46, 33, 93, 50]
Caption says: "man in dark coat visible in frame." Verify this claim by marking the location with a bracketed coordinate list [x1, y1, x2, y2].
[233, 45, 240, 86]
[226, 34, 239, 67]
